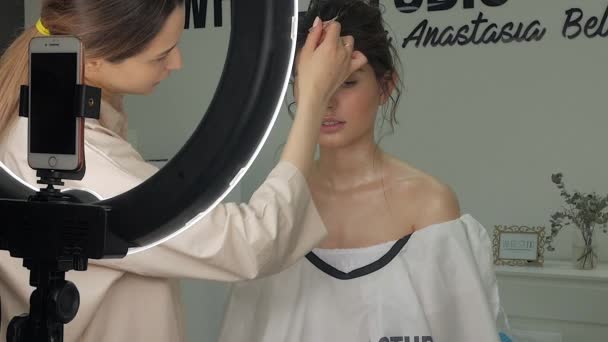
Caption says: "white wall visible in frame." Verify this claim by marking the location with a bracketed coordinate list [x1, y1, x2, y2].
[24, 1, 39, 27]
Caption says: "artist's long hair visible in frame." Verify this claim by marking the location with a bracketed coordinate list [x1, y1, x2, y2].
[0, 0, 185, 139]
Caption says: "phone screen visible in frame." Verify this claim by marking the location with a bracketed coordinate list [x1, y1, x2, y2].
[30, 53, 77, 154]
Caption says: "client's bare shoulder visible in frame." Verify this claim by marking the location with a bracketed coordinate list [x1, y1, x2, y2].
[383, 154, 461, 232]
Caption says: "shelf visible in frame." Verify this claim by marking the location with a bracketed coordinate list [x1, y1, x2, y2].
[495, 260, 608, 282]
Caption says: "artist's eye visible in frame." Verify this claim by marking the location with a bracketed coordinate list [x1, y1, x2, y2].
[154, 55, 169, 63]
[343, 80, 358, 88]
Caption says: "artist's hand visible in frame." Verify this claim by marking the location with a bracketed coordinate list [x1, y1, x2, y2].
[280, 18, 368, 176]
[296, 17, 368, 107]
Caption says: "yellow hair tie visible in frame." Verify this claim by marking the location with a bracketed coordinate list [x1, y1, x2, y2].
[36, 19, 51, 36]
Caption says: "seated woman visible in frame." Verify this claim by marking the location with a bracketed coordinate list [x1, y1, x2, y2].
[219, 1, 501, 341]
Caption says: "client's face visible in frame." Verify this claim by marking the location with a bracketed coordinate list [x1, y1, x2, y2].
[296, 62, 385, 149]
[85, 5, 185, 96]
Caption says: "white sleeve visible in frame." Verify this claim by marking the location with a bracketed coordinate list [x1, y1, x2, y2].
[465, 218, 501, 320]
[406, 217, 501, 342]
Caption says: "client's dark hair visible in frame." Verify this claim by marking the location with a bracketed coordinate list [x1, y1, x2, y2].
[291, 0, 403, 133]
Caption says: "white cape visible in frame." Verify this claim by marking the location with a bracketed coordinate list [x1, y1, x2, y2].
[220, 215, 501, 342]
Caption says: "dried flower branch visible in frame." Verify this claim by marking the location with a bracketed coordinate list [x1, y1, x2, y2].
[545, 173, 608, 268]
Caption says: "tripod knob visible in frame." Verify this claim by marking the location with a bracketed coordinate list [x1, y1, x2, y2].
[6, 314, 28, 342]
[48, 281, 80, 324]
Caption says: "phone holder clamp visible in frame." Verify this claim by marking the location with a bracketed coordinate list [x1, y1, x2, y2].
[18, 84, 101, 189]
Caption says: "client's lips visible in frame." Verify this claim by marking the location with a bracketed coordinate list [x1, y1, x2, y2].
[321, 116, 345, 124]
[320, 117, 346, 133]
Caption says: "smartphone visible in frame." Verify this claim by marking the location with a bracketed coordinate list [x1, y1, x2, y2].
[28, 36, 84, 171]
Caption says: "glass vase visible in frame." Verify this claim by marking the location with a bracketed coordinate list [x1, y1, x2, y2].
[572, 228, 599, 270]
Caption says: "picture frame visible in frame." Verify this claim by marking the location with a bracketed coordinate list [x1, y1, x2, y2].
[493, 225, 545, 266]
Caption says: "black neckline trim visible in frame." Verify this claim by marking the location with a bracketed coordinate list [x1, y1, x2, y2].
[305, 234, 412, 280]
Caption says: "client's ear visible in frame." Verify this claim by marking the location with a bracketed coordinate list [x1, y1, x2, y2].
[379, 71, 397, 105]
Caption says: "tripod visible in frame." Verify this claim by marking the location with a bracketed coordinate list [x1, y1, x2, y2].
[1, 171, 128, 342]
